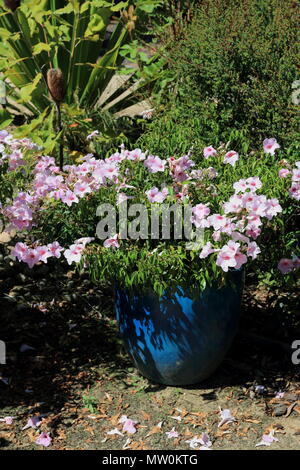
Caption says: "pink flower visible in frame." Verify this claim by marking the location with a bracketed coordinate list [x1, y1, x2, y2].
[118, 415, 138, 434]
[22, 416, 42, 430]
[186, 434, 212, 450]
[218, 409, 236, 428]
[203, 146, 217, 159]
[245, 177, 262, 191]
[146, 187, 168, 203]
[245, 197, 267, 218]
[8, 151, 26, 171]
[87, 130, 99, 140]
[191, 204, 210, 228]
[36, 246, 52, 263]
[61, 190, 79, 207]
[23, 249, 41, 268]
[278, 258, 295, 274]
[230, 230, 248, 242]
[35, 432, 52, 447]
[234, 250, 247, 269]
[64, 243, 84, 265]
[247, 241, 261, 259]
[207, 214, 227, 230]
[165, 427, 179, 439]
[0, 416, 14, 425]
[74, 237, 94, 247]
[289, 182, 300, 200]
[223, 195, 243, 214]
[106, 152, 125, 164]
[292, 168, 300, 182]
[103, 234, 119, 248]
[265, 198, 282, 219]
[192, 203, 210, 219]
[172, 165, 189, 182]
[199, 242, 216, 259]
[292, 256, 300, 269]
[144, 155, 166, 173]
[212, 231, 221, 242]
[233, 179, 248, 193]
[245, 227, 261, 239]
[206, 167, 218, 179]
[199, 433, 212, 450]
[117, 192, 133, 205]
[12, 242, 29, 261]
[93, 162, 119, 181]
[73, 180, 92, 197]
[0, 130, 12, 142]
[241, 192, 255, 207]
[278, 168, 290, 178]
[255, 430, 278, 447]
[47, 241, 64, 258]
[263, 138, 280, 155]
[216, 249, 237, 272]
[125, 148, 146, 161]
[224, 151, 239, 166]
[176, 154, 195, 170]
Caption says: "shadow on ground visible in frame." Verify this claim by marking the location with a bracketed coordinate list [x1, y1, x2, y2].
[0, 258, 299, 436]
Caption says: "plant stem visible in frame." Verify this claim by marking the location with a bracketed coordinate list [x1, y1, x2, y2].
[56, 102, 63, 170]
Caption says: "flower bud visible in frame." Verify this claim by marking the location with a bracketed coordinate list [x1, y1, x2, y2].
[47, 68, 65, 104]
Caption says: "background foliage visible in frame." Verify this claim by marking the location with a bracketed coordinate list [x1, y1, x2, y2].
[138, 0, 300, 155]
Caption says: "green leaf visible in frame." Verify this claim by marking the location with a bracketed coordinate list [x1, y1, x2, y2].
[55, 4, 75, 15]
[0, 109, 13, 129]
[137, 4, 157, 13]
[18, 73, 42, 103]
[13, 108, 50, 138]
[111, 1, 128, 11]
[16, 9, 31, 40]
[84, 14, 105, 37]
[69, 0, 80, 13]
[32, 42, 52, 55]
[0, 28, 20, 41]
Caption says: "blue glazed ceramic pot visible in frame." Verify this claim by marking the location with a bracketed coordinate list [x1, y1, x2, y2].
[115, 270, 244, 386]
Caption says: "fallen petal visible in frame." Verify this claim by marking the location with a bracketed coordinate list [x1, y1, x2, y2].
[218, 409, 236, 428]
[22, 416, 42, 430]
[0, 416, 15, 425]
[107, 428, 123, 436]
[35, 432, 52, 447]
[165, 427, 179, 439]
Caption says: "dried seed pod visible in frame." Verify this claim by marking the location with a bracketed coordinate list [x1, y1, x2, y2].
[47, 68, 65, 104]
[4, 0, 21, 11]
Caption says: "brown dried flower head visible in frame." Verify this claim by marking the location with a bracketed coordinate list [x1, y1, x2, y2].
[4, 0, 21, 12]
[47, 68, 66, 104]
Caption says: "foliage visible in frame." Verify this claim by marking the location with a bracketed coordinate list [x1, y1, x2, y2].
[0, 0, 126, 112]
[0, 128, 299, 295]
[0, 0, 165, 157]
[138, 0, 300, 155]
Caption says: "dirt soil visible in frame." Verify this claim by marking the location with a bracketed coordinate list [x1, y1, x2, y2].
[0, 256, 300, 451]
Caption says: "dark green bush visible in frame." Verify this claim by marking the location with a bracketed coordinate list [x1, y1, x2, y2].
[138, 0, 300, 155]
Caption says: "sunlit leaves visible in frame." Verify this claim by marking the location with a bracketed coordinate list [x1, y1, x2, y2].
[32, 42, 52, 55]
[0, 108, 13, 129]
[84, 14, 105, 38]
[18, 72, 43, 102]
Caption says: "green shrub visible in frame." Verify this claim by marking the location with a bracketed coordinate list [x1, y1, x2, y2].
[1, 127, 298, 293]
[138, 0, 300, 155]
